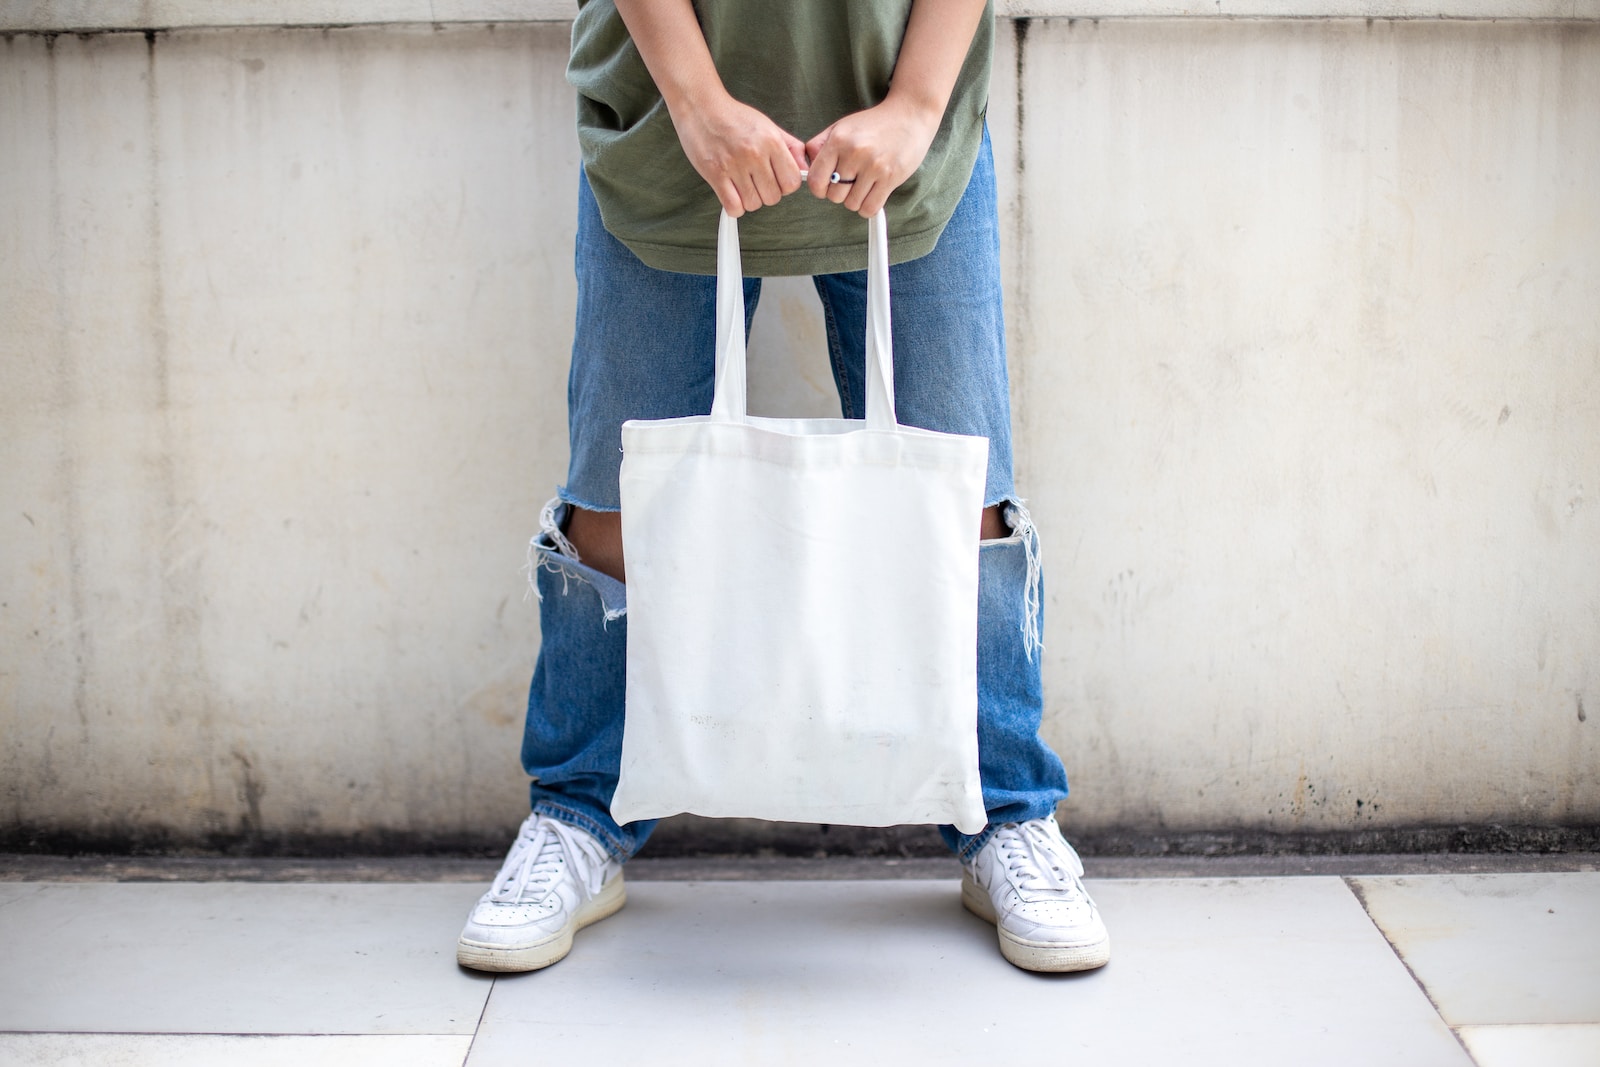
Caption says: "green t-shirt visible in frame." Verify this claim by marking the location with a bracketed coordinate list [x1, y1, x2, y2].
[568, 0, 993, 276]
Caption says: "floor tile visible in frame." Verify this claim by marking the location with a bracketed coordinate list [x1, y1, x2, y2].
[0, 883, 43, 907]
[0, 1033, 473, 1067]
[1457, 1024, 1600, 1067]
[0, 884, 491, 1034]
[1352, 873, 1600, 1025]
[466, 877, 1470, 1066]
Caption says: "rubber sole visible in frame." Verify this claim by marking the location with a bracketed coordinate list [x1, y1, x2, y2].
[961, 872, 1112, 973]
[456, 872, 627, 973]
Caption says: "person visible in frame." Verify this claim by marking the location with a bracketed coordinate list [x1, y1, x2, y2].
[456, 0, 1110, 975]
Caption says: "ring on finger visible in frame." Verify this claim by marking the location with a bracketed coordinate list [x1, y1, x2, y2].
[829, 172, 854, 185]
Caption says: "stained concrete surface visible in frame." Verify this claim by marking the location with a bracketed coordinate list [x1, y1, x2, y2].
[4, 18, 1597, 851]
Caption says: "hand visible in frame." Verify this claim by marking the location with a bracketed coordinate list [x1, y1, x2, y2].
[612, 0, 807, 218]
[803, 96, 942, 217]
[675, 91, 809, 218]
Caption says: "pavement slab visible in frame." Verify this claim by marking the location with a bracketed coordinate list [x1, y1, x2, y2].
[5, 869, 1593, 1064]
[0, 1034, 474, 1067]
[0, 883, 491, 1035]
[1457, 1024, 1600, 1067]
[466, 877, 1470, 1066]
[1352, 873, 1600, 1025]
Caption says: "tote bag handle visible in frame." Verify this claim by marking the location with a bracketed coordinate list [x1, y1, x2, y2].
[709, 210, 896, 431]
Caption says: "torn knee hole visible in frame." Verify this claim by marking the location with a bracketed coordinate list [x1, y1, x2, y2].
[984, 498, 1043, 662]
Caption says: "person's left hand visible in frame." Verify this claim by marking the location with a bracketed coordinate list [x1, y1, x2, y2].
[803, 97, 942, 217]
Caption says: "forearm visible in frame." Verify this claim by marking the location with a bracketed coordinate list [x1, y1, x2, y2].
[887, 0, 990, 126]
[612, 0, 728, 118]
[613, 0, 806, 215]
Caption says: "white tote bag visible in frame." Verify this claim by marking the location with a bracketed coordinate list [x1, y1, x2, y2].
[611, 210, 989, 834]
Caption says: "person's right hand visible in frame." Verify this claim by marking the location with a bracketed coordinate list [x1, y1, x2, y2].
[612, 0, 806, 217]
[673, 90, 809, 217]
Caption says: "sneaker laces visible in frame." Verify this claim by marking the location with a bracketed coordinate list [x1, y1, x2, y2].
[994, 819, 1087, 898]
[488, 815, 607, 905]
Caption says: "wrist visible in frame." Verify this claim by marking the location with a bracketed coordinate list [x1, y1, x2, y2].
[657, 66, 733, 124]
[879, 89, 945, 141]
[612, 0, 734, 124]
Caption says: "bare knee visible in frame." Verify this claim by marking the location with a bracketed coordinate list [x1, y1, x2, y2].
[980, 504, 1009, 541]
[565, 506, 626, 583]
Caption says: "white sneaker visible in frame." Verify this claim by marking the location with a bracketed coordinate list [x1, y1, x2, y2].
[961, 816, 1111, 972]
[456, 813, 625, 972]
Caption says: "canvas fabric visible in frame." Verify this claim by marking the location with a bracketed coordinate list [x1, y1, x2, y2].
[610, 210, 990, 833]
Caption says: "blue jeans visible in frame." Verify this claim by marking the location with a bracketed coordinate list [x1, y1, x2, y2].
[523, 131, 1069, 863]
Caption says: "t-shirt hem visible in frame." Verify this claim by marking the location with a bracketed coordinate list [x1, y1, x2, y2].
[621, 221, 951, 277]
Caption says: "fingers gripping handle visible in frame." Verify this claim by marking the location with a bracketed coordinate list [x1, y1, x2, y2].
[709, 210, 896, 430]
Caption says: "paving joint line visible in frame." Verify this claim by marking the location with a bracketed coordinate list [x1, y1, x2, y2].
[1342, 876, 1481, 1067]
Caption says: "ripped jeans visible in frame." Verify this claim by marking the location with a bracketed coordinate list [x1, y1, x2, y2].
[523, 133, 1069, 863]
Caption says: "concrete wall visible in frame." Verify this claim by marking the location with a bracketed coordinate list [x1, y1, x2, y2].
[2, 11, 1596, 851]
[999, 17, 1599, 839]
